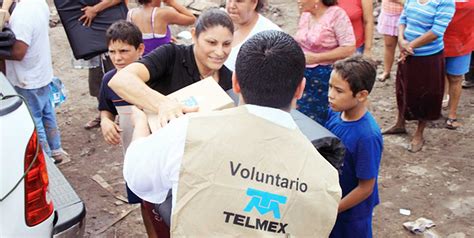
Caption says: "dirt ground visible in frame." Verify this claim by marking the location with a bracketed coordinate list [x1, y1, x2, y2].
[48, 0, 474, 237]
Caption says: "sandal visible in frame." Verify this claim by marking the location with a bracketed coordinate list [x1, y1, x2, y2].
[377, 73, 390, 82]
[446, 118, 460, 130]
[84, 116, 101, 130]
[408, 139, 425, 153]
[382, 125, 407, 135]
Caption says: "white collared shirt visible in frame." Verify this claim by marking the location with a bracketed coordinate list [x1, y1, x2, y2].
[123, 105, 297, 208]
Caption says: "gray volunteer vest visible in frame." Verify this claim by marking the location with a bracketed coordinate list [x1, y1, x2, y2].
[172, 106, 341, 237]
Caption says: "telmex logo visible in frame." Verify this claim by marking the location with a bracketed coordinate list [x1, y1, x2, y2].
[244, 188, 287, 219]
[222, 188, 289, 233]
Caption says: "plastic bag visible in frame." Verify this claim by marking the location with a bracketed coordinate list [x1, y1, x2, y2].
[49, 77, 67, 107]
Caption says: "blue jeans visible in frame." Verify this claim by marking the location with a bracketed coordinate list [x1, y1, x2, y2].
[15, 85, 62, 157]
[356, 44, 365, 54]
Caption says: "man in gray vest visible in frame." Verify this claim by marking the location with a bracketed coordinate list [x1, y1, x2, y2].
[124, 30, 341, 236]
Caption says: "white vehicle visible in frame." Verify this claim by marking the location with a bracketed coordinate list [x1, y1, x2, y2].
[0, 73, 85, 237]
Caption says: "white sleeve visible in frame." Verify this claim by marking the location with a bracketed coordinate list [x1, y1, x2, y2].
[123, 116, 189, 204]
[9, 8, 34, 46]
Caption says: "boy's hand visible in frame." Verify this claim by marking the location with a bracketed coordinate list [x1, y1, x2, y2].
[100, 118, 122, 145]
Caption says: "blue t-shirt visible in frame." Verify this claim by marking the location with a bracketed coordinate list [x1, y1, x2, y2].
[325, 109, 383, 220]
[98, 69, 131, 114]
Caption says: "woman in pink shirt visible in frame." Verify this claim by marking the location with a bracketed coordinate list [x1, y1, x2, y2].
[338, 0, 374, 56]
[295, 0, 356, 124]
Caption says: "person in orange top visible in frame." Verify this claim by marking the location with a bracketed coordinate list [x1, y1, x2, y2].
[443, 0, 474, 129]
[338, 0, 374, 57]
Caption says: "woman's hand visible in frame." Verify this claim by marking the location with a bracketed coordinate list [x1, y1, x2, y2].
[155, 98, 198, 128]
[398, 39, 414, 56]
[100, 117, 122, 145]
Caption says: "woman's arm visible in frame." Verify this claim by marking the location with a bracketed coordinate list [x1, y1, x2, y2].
[304, 46, 355, 65]
[361, 0, 374, 56]
[161, 0, 196, 26]
[408, 31, 437, 49]
[108, 63, 195, 128]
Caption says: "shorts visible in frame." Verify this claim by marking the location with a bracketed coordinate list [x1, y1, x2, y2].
[377, 11, 401, 36]
[445, 53, 471, 76]
[88, 54, 114, 97]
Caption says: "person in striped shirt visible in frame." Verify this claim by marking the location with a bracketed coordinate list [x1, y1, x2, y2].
[382, 0, 455, 153]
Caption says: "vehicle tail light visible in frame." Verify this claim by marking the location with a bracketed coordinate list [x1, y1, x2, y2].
[24, 129, 53, 226]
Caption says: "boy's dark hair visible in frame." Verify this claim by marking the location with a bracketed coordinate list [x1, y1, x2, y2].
[333, 55, 377, 96]
[106, 20, 143, 49]
[138, 0, 151, 4]
[235, 30, 305, 109]
[195, 8, 234, 38]
[322, 0, 337, 6]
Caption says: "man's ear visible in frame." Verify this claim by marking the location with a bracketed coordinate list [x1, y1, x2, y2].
[232, 73, 241, 94]
[356, 90, 369, 102]
[294, 77, 306, 100]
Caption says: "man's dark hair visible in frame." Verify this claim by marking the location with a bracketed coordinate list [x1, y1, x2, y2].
[322, 0, 337, 6]
[255, 0, 266, 12]
[333, 55, 377, 96]
[195, 8, 234, 38]
[138, 0, 151, 4]
[235, 30, 305, 109]
[106, 20, 143, 49]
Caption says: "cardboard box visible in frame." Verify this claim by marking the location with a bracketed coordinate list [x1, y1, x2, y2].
[147, 77, 236, 132]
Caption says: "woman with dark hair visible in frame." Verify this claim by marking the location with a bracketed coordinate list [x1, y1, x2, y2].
[224, 0, 281, 71]
[109, 8, 235, 127]
[295, 0, 355, 125]
[382, 0, 455, 152]
[127, 0, 195, 55]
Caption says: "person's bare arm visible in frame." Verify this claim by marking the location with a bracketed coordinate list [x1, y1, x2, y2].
[130, 106, 151, 141]
[79, 0, 122, 27]
[304, 46, 355, 65]
[108, 62, 196, 128]
[338, 178, 375, 213]
[409, 31, 438, 49]
[397, 24, 412, 62]
[0, 40, 28, 61]
[1, 0, 13, 21]
[361, 0, 374, 57]
[161, 0, 196, 26]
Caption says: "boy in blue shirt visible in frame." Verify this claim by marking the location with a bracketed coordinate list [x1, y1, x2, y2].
[326, 55, 383, 238]
[98, 21, 162, 237]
